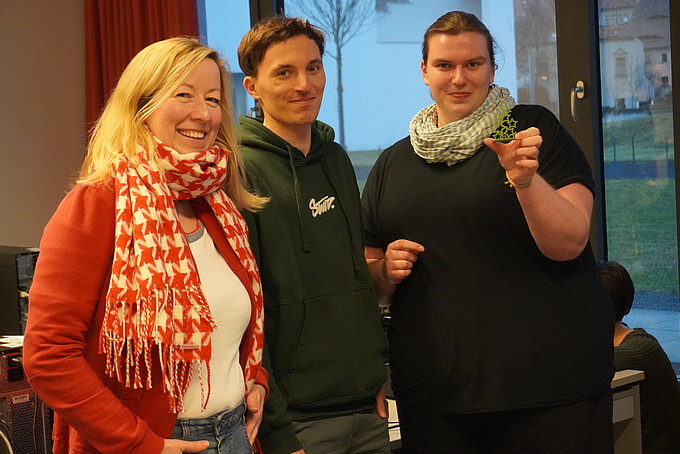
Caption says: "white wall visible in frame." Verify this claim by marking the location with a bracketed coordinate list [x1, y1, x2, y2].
[0, 1, 86, 248]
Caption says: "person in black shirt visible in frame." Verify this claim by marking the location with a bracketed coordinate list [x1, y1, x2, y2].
[362, 11, 614, 454]
[597, 260, 680, 454]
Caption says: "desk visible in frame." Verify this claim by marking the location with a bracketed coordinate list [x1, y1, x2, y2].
[386, 369, 645, 454]
[387, 399, 401, 450]
[612, 369, 644, 454]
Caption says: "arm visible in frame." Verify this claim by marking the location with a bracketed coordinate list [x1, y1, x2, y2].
[484, 127, 593, 261]
[365, 240, 425, 306]
[22, 185, 165, 453]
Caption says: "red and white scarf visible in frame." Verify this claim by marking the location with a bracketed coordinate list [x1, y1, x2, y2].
[100, 138, 263, 412]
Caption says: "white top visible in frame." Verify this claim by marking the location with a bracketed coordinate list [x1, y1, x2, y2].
[178, 223, 251, 418]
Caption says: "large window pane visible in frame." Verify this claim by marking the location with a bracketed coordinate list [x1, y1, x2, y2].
[203, 0, 559, 190]
[203, 1, 253, 117]
[598, 0, 679, 373]
[272, 0, 557, 190]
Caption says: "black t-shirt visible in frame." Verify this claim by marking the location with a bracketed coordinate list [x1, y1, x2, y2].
[362, 105, 614, 413]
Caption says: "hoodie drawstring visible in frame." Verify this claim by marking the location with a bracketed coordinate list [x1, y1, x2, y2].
[320, 159, 362, 276]
[288, 146, 312, 253]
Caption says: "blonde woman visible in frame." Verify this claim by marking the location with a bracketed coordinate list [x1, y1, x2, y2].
[23, 37, 268, 454]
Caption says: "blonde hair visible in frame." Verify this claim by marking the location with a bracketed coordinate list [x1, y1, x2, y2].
[80, 36, 265, 211]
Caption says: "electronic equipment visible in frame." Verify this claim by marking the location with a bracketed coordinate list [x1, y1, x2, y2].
[0, 345, 52, 454]
[0, 246, 39, 334]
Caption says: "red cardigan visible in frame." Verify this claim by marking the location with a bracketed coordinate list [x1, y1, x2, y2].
[23, 183, 268, 454]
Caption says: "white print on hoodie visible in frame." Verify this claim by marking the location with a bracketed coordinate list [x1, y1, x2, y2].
[309, 196, 336, 217]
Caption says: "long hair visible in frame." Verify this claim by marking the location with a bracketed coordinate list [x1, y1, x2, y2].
[80, 36, 265, 211]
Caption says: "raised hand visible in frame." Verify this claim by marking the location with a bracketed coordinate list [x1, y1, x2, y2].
[484, 127, 542, 189]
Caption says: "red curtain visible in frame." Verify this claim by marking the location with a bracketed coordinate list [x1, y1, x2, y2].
[85, 0, 200, 129]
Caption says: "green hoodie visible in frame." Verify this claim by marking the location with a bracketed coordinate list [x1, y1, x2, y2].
[237, 116, 388, 454]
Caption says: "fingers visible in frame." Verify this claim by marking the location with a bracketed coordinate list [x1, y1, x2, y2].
[385, 240, 424, 270]
[246, 384, 266, 413]
[486, 127, 542, 151]
[245, 417, 260, 443]
[384, 239, 425, 284]
[387, 239, 425, 254]
[182, 440, 210, 453]
[515, 126, 540, 139]
[511, 157, 539, 171]
[486, 127, 541, 176]
[245, 410, 262, 443]
[162, 439, 209, 453]
[511, 127, 542, 154]
[375, 388, 388, 419]
[245, 385, 266, 443]
[509, 129, 540, 178]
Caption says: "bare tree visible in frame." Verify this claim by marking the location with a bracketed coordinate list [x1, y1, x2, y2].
[287, 0, 374, 148]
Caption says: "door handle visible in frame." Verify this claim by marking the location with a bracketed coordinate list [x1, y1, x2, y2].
[570, 80, 585, 121]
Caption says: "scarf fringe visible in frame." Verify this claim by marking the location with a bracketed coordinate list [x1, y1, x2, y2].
[100, 284, 215, 412]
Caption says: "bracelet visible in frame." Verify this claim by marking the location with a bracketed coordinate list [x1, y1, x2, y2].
[505, 171, 532, 190]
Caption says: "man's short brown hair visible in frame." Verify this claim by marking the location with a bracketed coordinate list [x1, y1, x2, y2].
[237, 16, 326, 77]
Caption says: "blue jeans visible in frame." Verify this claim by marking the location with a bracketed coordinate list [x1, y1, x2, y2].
[171, 402, 252, 454]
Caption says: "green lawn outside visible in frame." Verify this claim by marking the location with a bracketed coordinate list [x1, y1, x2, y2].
[602, 109, 674, 162]
[603, 110, 678, 294]
[605, 179, 679, 294]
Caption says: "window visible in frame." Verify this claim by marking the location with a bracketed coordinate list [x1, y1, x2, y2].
[202, 1, 253, 118]
[201, 0, 680, 374]
[615, 55, 627, 77]
[280, 0, 557, 192]
[599, 0, 678, 374]
[204, 0, 558, 190]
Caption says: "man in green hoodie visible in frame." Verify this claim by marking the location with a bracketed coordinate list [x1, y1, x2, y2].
[236, 16, 390, 454]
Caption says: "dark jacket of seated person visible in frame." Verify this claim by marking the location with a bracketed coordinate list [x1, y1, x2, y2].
[597, 260, 680, 454]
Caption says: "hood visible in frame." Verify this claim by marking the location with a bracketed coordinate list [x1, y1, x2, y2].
[238, 115, 347, 256]
[237, 115, 335, 166]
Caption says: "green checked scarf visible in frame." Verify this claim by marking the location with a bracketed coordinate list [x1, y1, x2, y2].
[410, 84, 516, 166]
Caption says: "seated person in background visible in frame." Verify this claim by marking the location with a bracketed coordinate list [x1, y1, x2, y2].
[597, 260, 680, 454]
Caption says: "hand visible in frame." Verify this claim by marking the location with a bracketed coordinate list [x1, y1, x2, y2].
[245, 384, 267, 444]
[375, 388, 388, 419]
[484, 127, 542, 188]
[383, 239, 425, 284]
[161, 438, 209, 453]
